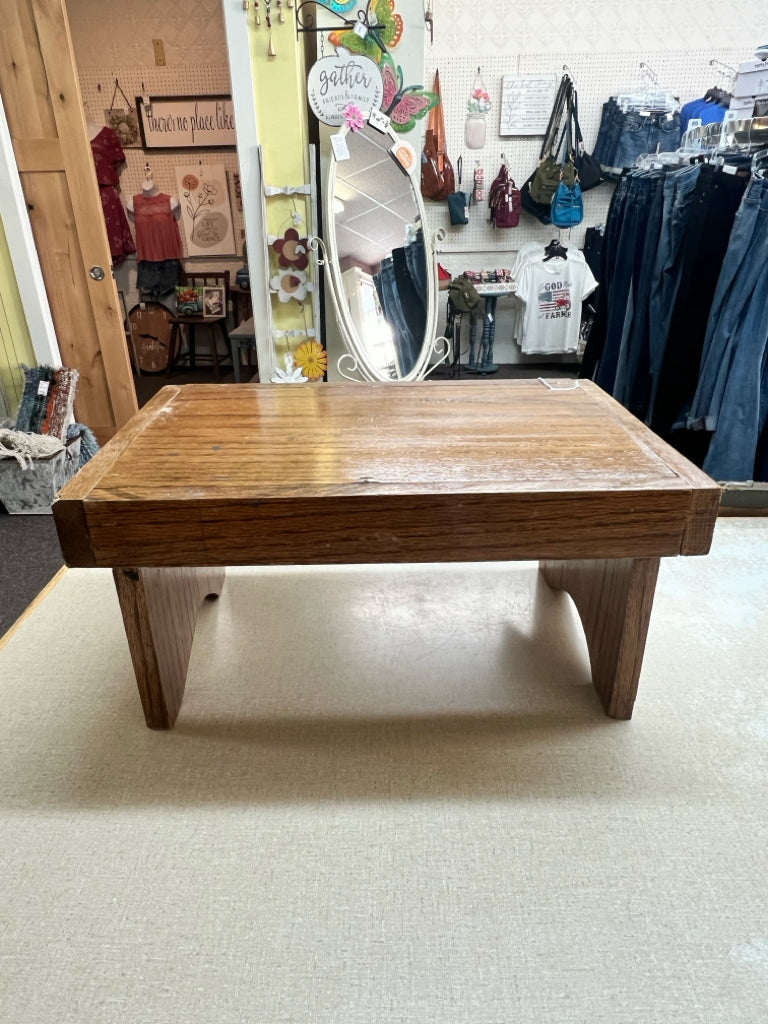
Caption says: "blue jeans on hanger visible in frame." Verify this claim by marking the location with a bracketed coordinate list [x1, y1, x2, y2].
[392, 246, 426, 367]
[701, 252, 768, 481]
[580, 173, 632, 379]
[652, 165, 748, 444]
[646, 163, 702, 421]
[612, 170, 665, 407]
[376, 257, 418, 376]
[689, 178, 768, 433]
[596, 173, 651, 393]
[593, 99, 618, 165]
[617, 170, 668, 415]
[404, 232, 428, 300]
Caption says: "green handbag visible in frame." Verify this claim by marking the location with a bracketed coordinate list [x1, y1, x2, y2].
[528, 76, 571, 205]
[529, 152, 562, 205]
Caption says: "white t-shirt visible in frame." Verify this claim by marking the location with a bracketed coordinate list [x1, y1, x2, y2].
[515, 255, 597, 355]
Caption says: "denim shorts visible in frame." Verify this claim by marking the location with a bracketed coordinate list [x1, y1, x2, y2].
[603, 110, 681, 174]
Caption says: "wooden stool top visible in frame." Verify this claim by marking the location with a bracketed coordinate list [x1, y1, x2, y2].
[53, 380, 720, 568]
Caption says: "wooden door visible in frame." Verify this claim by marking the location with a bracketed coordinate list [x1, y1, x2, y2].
[0, 0, 137, 442]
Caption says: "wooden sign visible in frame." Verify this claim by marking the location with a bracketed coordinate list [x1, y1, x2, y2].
[499, 75, 558, 136]
[137, 95, 236, 149]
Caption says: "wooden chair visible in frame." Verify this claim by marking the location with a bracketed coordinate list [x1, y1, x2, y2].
[167, 270, 232, 379]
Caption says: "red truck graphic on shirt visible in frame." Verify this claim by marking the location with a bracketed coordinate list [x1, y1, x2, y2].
[538, 281, 572, 319]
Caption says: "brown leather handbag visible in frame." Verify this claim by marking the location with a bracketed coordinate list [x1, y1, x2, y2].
[421, 70, 455, 201]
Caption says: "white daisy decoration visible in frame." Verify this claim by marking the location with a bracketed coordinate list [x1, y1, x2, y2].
[271, 353, 308, 384]
[269, 269, 313, 303]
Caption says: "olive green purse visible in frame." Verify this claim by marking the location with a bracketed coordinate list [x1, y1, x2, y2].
[528, 76, 571, 206]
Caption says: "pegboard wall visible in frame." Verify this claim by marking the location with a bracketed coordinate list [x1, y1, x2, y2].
[78, 65, 244, 309]
[423, 48, 753, 258]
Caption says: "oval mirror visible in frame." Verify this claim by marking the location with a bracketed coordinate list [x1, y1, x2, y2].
[324, 116, 439, 381]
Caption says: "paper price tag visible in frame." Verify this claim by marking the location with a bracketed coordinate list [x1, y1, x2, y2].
[389, 140, 416, 172]
[368, 108, 391, 134]
[37, 380, 50, 397]
[353, 21, 368, 38]
[330, 133, 350, 161]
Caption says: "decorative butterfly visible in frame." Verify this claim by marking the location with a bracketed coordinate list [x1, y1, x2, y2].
[329, 0, 403, 64]
[379, 51, 439, 134]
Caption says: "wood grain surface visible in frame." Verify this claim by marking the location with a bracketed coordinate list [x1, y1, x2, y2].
[112, 566, 225, 729]
[540, 557, 661, 719]
[54, 381, 721, 568]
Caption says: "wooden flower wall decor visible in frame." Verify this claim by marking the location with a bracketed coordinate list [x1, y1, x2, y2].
[269, 268, 313, 303]
[272, 228, 309, 270]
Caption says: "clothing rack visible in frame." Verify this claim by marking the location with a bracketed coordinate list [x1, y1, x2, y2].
[682, 114, 768, 151]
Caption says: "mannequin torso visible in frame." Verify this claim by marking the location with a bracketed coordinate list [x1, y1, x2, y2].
[126, 181, 180, 214]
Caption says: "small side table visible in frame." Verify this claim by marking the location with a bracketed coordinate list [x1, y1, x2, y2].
[229, 317, 258, 382]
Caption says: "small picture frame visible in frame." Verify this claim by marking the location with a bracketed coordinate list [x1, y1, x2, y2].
[175, 285, 203, 315]
[203, 286, 225, 318]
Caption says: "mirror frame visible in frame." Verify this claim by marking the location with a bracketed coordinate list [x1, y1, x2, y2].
[324, 114, 439, 382]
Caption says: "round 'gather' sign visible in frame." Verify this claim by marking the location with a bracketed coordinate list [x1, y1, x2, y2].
[307, 55, 383, 127]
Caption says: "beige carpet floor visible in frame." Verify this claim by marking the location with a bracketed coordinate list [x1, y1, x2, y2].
[1, 518, 767, 1023]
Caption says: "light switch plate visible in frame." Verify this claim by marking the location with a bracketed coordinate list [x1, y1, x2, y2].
[152, 39, 166, 66]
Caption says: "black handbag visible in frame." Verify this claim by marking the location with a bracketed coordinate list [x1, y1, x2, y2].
[572, 90, 603, 191]
[447, 156, 470, 225]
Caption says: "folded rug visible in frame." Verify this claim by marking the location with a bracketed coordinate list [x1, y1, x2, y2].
[66, 423, 100, 468]
[15, 364, 81, 441]
[0, 427, 64, 470]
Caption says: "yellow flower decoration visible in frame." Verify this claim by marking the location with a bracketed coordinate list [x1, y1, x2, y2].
[293, 340, 327, 380]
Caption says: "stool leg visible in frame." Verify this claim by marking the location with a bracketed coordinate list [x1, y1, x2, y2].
[540, 557, 660, 719]
[113, 566, 226, 729]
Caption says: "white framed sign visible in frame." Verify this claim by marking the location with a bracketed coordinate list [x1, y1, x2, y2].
[175, 165, 237, 257]
[137, 95, 236, 149]
[307, 55, 383, 127]
[499, 74, 558, 136]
